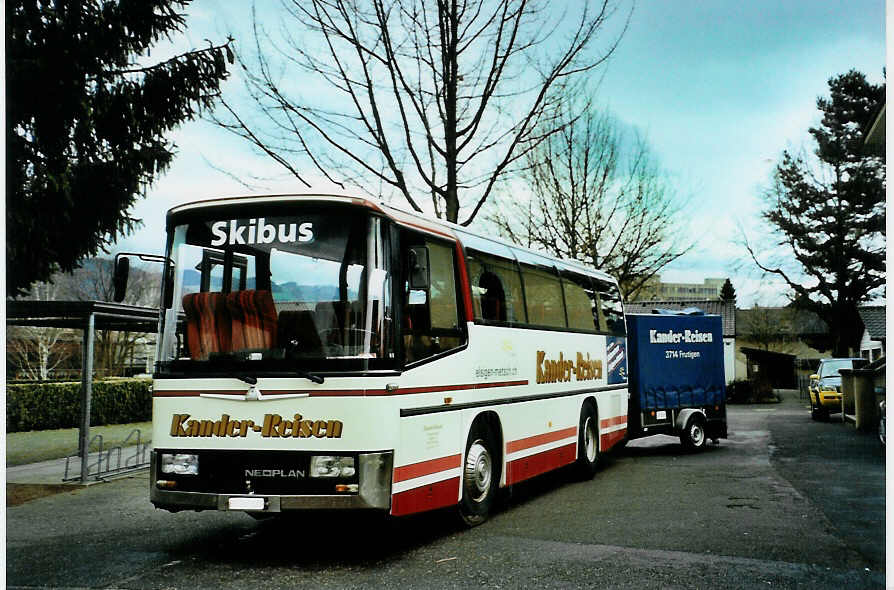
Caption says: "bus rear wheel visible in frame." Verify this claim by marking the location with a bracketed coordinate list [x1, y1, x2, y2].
[575, 402, 601, 479]
[458, 423, 498, 527]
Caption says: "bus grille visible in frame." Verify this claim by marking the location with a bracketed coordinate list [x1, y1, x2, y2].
[156, 449, 359, 495]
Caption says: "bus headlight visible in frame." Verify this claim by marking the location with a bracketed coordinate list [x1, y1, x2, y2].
[309, 455, 355, 478]
[160, 453, 199, 476]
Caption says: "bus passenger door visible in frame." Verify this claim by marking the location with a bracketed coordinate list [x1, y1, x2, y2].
[400, 233, 466, 366]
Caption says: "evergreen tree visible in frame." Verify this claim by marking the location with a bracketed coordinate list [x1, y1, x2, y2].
[7, 0, 233, 296]
[747, 70, 885, 356]
[719, 278, 736, 302]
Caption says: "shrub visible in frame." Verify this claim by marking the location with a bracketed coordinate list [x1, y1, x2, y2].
[726, 379, 754, 404]
[6, 378, 151, 433]
[727, 378, 777, 404]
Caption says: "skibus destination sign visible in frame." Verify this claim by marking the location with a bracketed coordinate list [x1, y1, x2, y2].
[210, 218, 314, 246]
[185, 212, 362, 260]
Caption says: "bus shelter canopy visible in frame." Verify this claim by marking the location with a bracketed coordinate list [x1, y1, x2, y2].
[7, 300, 160, 331]
[7, 300, 161, 483]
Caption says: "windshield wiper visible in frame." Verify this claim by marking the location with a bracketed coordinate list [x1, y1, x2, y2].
[233, 372, 323, 385]
[296, 369, 325, 384]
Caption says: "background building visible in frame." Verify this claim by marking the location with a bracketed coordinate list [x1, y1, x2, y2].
[734, 306, 830, 393]
[632, 277, 726, 302]
[858, 305, 886, 361]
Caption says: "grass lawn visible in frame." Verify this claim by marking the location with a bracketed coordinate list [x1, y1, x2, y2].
[6, 422, 152, 467]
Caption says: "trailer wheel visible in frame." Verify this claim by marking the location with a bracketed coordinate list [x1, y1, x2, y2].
[575, 402, 601, 478]
[680, 414, 707, 451]
[458, 422, 498, 527]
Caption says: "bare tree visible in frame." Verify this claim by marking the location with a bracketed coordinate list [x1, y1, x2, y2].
[6, 281, 78, 380]
[215, 0, 631, 224]
[487, 98, 691, 298]
[62, 258, 161, 376]
[738, 304, 797, 354]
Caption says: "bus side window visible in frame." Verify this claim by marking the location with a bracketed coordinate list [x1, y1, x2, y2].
[478, 271, 506, 321]
[403, 237, 465, 364]
[593, 291, 608, 333]
[520, 264, 566, 328]
[562, 272, 597, 332]
[466, 251, 525, 324]
[595, 279, 625, 335]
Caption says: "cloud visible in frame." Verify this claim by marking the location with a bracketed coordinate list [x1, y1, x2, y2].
[105, 0, 883, 314]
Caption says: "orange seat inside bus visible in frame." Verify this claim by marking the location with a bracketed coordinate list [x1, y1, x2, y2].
[182, 290, 278, 359]
[226, 290, 277, 351]
[182, 292, 232, 360]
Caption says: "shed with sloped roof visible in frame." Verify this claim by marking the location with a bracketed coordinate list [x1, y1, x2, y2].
[858, 305, 886, 361]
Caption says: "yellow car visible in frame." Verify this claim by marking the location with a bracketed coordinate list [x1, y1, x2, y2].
[809, 358, 864, 420]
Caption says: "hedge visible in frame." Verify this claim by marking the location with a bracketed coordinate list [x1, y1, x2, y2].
[6, 378, 152, 433]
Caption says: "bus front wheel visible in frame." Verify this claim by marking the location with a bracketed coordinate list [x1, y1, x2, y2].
[458, 423, 498, 527]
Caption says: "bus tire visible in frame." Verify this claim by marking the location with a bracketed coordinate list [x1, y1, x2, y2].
[680, 413, 707, 451]
[575, 401, 601, 479]
[458, 422, 499, 527]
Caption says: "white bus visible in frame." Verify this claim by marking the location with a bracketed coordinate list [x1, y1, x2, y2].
[135, 194, 628, 525]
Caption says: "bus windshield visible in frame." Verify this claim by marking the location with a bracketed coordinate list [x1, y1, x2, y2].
[157, 206, 393, 374]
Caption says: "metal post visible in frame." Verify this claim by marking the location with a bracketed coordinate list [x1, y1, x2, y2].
[79, 313, 95, 483]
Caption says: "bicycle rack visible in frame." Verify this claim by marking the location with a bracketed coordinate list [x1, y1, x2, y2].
[63, 428, 151, 482]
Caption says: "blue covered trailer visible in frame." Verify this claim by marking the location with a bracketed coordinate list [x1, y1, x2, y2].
[625, 313, 728, 449]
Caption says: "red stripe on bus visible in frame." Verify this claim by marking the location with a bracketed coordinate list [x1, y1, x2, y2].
[369, 380, 528, 396]
[393, 454, 463, 483]
[600, 416, 627, 429]
[390, 476, 460, 517]
[153, 379, 529, 398]
[506, 426, 577, 454]
[600, 428, 627, 451]
[505, 442, 577, 485]
[472, 380, 529, 390]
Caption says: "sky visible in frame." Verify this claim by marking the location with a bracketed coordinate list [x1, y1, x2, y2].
[110, 0, 888, 308]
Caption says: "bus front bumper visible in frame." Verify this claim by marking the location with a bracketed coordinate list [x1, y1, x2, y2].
[149, 450, 393, 513]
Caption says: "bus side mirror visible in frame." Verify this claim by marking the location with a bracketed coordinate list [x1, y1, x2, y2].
[408, 246, 430, 290]
[113, 256, 130, 303]
[809, 374, 819, 381]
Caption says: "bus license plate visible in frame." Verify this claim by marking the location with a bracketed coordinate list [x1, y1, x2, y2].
[229, 497, 266, 511]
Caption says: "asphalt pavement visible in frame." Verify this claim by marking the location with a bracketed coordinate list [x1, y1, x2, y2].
[6, 391, 887, 589]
